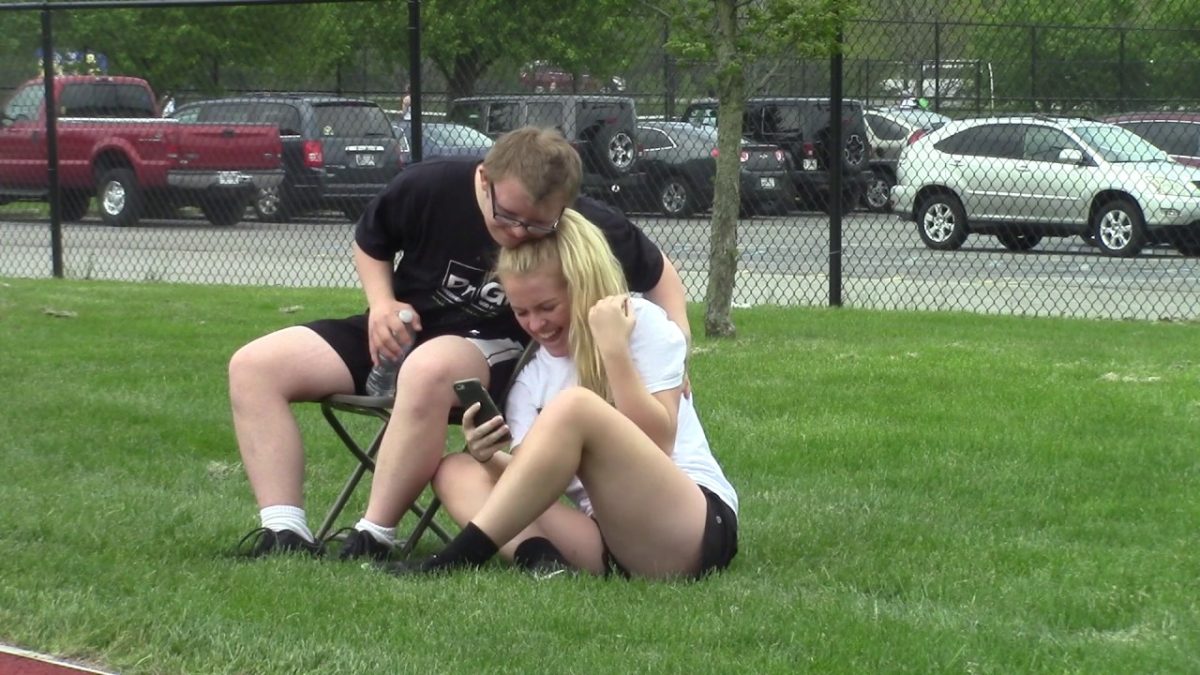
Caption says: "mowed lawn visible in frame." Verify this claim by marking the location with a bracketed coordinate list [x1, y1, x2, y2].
[0, 278, 1197, 673]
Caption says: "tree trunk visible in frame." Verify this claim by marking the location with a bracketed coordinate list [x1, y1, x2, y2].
[704, 0, 745, 339]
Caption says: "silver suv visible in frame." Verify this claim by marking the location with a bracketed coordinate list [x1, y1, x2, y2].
[892, 116, 1200, 257]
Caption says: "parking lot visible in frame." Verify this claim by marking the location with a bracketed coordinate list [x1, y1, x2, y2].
[3, 209, 1198, 320]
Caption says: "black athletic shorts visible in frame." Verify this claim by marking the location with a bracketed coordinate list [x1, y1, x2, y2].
[603, 485, 739, 580]
[304, 314, 524, 402]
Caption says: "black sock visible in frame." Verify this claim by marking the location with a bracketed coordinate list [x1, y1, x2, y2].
[513, 537, 570, 570]
[423, 522, 498, 571]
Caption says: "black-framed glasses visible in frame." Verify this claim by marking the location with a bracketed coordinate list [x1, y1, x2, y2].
[489, 188, 562, 235]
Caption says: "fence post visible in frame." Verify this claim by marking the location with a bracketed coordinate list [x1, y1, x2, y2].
[41, 7, 63, 279]
[408, 0, 422, 162]
[829, 25, 843, 308]
[933, 21, 941, 111]
[1030, 25, 1038, 111]
[1118, 29, 1126, 111]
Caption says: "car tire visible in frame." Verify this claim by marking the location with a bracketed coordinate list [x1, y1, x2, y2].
[1092, 199, 1145, 257]
[592, 124, 637, 178]
[863, 170, 894, 213]
[995, 231, 1041, 251]
[657, 176, 696, 218]
[199, 193, 248, 227]
[59, 190, 91, 222]
[254, 184, 293, 223]
[916, 193, 968, 250]
[96, 167, 142, 227]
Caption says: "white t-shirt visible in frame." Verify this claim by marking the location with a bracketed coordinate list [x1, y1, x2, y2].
[503, 297, 739, 516]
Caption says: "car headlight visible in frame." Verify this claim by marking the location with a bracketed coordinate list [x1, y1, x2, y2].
[1149, 177, 1200, 197]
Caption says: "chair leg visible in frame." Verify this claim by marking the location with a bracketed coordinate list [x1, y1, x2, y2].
[315, 405, 386, 541]
[395, 495, 453, 558]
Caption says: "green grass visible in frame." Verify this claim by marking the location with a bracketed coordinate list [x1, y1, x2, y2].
[1, 278, 1198, 673]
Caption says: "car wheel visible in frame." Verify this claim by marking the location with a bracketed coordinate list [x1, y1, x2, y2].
[657, 176, 696, 218]
[59, 190, 91, 222]
[995, 231, 1041, 251]
[254, 185, 292, 223]
[863, 170, 894, 213]
[1092, 199, 1145, 257]
[199, 193, 248, 227]
[843, 132, 868, 174]
[916, 193, 968, 250]
[592, 125, 637, 177]
[96, 167, 142, 227]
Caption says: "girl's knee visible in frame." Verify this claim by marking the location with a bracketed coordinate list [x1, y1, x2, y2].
[432, 452, 481, 494]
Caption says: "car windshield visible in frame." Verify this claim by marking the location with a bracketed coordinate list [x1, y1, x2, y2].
[1072, 124, 1168, 163]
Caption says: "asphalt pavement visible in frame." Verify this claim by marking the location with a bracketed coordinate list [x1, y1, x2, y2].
[2, 209, 1198, 320]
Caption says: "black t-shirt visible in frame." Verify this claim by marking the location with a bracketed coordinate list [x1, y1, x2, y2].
[355, 157, 664, 344]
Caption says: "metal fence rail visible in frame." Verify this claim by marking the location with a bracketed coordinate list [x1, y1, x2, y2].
[2, 0, 1198, 320]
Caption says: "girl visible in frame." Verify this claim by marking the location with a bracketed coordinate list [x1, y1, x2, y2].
[396, 209, 737, 579]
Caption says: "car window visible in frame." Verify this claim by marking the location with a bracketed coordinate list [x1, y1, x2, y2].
[1072, 124, 1167, 163]
[934, 123, 1021, 159]
[530, 101, 573, 134]
[1121, 121, 1198, 157]
[684, 105, 717, 128]
[866, 113, 908, 141]
[638, 126, 672, 151]
[171, 106, 200, 123]
[59, 83, 155, 118]
[427, 123, 493, 148]
[255, 103, 303, 135]
[446, 102, 485, 131]
[4, 84, 44, 120]
[1022, 126, 1080, 163]
[313, 104, 391, 137]
[199, 103, 254, 124]
[759, 105, 805, 135]
[488, 102, 523, 133]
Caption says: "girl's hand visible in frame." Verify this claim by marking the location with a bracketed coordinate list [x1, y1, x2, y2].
[461, 402, 511, 463]
[587, 294, 636, 353]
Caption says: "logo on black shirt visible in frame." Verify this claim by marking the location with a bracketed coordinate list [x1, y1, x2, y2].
[437, 260, 506, 316]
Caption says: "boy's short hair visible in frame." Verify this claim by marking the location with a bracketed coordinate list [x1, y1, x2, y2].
[483, 126, 583, 205]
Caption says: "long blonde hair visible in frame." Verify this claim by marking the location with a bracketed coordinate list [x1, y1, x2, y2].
[495, 208, 628, 398]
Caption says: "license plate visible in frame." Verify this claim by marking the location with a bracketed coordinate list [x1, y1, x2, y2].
[218, 171, 242, 185]
[802, 159, 818, 171]
[759, 177, 776, 189]
[355, 153, 378, 167]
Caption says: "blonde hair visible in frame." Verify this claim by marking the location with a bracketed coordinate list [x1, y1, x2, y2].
[482, 126, 583, 204]
[495, 208, 627, 398]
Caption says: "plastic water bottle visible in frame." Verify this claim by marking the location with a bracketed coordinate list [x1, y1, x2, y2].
[365, 309, 416, 398]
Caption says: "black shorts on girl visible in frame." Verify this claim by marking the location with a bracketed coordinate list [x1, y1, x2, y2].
[602, 485, 739, 580]
[304, 314, 524, 401]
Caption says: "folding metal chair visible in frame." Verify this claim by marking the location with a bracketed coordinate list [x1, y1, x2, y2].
[315, 342, 538, 558]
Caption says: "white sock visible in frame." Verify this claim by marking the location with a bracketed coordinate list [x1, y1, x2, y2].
[260, 505, 316, 543]
[354, 518, 396, 547]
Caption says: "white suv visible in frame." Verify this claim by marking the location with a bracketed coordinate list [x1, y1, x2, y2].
[891, 116, 1200, 257]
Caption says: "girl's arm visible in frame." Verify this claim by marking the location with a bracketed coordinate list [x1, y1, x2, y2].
[591, 296, 680, 454]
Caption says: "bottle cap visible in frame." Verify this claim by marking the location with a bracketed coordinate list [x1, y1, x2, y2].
[398, 309, 415, 323]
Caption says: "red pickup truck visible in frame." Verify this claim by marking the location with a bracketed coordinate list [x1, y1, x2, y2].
[0, 75, 283, 227]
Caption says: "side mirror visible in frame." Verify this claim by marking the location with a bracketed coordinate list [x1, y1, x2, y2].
[1059, 148, 1084, 164]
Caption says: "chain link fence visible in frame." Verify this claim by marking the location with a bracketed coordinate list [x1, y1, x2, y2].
[2, 0, 1199, 319]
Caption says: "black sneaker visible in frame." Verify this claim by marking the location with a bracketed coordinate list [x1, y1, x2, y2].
[332, 528, 393, 562]
[379, 553, 460, 577]
[235, 527, 324, 558]
[513, 536, 576, 580]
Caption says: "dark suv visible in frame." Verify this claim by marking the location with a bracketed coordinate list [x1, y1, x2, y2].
[446, 94, 640, 198]
[172, 94, 403, 222]
[681, 97, 872, 210]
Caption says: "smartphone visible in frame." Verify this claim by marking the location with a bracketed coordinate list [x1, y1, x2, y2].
[452, 378, 507, 433]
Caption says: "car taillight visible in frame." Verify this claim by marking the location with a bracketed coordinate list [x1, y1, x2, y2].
[774, 149, 785, 162]
[739, 150, 749, 163]
[802, 141, 815, 157]
[710, 148, 720, 158]
[303, 140, 324, 168]
[907, 128, 928, 145]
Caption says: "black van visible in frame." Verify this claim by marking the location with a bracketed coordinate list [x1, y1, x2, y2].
[172, 94, 403, 222]
[681, 97, 872, 210]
